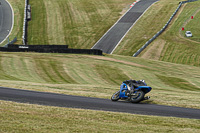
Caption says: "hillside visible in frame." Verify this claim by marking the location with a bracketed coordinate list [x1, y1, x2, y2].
[27, 0, 133, 48]
[1, 1, 200, 132]
[137, 1, 200, 67]
[114, 0, 182, 55]
[1, 0, 199, 109]
[4, 0, 200, 67]
[0, 52, 199, 109]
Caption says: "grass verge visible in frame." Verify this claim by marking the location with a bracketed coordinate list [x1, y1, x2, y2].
[138, 1, 200, 66]
[0, 100, 200, 133]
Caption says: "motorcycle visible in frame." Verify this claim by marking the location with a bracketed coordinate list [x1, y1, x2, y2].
[111, 80, 152, 103]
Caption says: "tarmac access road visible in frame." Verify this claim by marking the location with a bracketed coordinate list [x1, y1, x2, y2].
[0, 87, 200, 119]
[92, 0, 159, 54]
[0, 0, 13, 44]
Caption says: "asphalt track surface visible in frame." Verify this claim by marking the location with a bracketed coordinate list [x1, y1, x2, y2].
[92, 0, 159, 54]
[0, 0, 13, 43]
[0, 87, 200, 119]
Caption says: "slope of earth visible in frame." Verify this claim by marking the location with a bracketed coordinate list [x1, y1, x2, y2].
[0, 52, 199, 109]
[138, 1, 200, 67]
[113, 0, 182, 56]
[27, 0, 133, 48]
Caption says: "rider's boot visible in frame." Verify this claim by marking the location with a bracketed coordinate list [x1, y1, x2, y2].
[144, 96, 150, 100]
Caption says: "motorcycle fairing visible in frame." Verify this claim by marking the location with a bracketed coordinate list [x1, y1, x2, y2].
[119, 83, 152, 98]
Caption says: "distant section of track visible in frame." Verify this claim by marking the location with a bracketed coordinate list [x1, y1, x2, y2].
[0, 87, 200, 119]
[0, 0, 13, 44]
[92, 0, 158, 54]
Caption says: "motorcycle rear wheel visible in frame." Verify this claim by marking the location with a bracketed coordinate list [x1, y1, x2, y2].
[111, 91, 120, 101]
[130, 90, 144, 103]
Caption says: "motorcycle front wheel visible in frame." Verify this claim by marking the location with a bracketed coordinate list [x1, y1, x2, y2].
[130, 90, 144, 103]
[111, 91, 120, 101]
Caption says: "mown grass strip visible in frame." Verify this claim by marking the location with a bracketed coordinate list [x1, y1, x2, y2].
[28, 0, 48, 44]
[0, 101, 200, 133]
[140, 1, 200, 67]
[157, 75, 200, 91]
[95, 64, 130, 85]
[27, 0, 133, 47]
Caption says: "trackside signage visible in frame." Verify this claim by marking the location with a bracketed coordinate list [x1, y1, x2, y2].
[19, 46, 29, 49]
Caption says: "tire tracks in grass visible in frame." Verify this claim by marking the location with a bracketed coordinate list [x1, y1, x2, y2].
[0, 55, 19, 80]
[36, 58, 76, 84]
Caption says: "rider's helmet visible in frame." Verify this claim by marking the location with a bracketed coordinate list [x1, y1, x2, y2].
[140, 79, 145, 83]
[139, 79, 147, 86]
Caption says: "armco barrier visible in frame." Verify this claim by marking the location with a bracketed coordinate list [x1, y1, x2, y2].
[0, 47, 102, 55]
[133, 0, 199, 57]
[22, 0, 28, 45]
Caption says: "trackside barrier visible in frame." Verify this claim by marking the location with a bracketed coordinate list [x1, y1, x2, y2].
[133, 0, 199, 57]
[22, 0, 28, 45]
[0, 46, 103, 55]
[27, 4, 31, 20]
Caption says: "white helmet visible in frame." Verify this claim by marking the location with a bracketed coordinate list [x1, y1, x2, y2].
[140, 79, 145, 83]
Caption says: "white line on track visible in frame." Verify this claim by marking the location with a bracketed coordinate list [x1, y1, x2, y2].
[110, 1, 158, 54]
[0, 0, 14, 44]
[91, 1, 138, 49]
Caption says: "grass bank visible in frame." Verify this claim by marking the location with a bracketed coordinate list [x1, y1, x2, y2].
[113, 0, 183, 55]
[0, 100, 200, 133]
[137, 1, 200, 67]
[0, 52, 199, 109]
[28, 0, 133, 47]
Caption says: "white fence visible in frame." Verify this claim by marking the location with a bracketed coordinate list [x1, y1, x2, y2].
[22, 0, 28, 45]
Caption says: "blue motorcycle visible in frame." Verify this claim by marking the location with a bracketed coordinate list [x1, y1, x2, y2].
[111, 80, 152, 103]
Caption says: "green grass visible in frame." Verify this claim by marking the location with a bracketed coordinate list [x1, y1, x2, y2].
[6, 0, 200, 67]
[1, 0, 200, 132]
[158, 1, 200, 66]
[28, 0, 49, 44]
[157, 75, 200, 91]
[136, 1, 200, 66]
[181, 6, 200, 42]
[28, 0, 133, 47]
[0, 52, 199, 109]
[0, 100, 200, 133]
[113, 0, 183, 56]
[4, 0, 200, 67]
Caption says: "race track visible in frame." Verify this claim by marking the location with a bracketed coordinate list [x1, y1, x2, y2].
[0, 0, 13, 43]
[92, 0, 158, 54]
[0, 87, 200, 119]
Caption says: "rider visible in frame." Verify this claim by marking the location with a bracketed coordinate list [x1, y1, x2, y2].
[123, 79, 146, 93]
